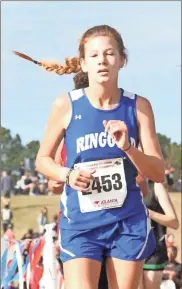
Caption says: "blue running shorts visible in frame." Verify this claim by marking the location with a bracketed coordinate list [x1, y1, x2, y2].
[60, 212, 156, 263]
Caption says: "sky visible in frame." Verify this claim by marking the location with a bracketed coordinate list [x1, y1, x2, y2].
[1, 1, 181, 145]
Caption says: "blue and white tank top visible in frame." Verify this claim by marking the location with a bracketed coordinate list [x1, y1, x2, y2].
[60, 88, 147, 230]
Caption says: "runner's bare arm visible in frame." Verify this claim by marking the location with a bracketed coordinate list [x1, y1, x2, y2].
[48, 139, 65, 194]
[55, 139, 64, 164]
[148, 182, 179, 229]
[36, 95, 94, 191]
[125, 96, 165, 182]
[35, 94, 71, 182]
[136, 173, 148, 197]
[136, 145, 149, 197]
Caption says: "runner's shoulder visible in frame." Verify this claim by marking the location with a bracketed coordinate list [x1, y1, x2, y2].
[53, 92, 70, 108]
[136, 95, 152, 107]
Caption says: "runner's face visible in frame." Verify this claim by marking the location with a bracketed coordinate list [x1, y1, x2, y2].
[81, 36, 124, 84]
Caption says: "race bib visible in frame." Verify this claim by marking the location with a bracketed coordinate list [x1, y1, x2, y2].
[74, 158, 127, 213]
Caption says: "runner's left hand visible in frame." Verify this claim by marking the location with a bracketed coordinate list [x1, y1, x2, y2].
[48, 180, 64, 194]
[103, 120, 130, 151]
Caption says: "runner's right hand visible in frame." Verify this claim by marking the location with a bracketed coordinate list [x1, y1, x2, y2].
[68, 169, 95, 192]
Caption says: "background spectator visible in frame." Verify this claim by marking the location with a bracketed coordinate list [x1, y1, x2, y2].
[0, 170, 13, 204]
[19, 160, 25, 177]
[165, 163, 176, 192]
[21, 228, 39, 240]
[1, 202, 13, 233]
[176, 178, 182, 192]
[163, 246, 182, 289]
[37, 207, 49, 234]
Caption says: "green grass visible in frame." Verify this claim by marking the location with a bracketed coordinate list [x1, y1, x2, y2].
[2, 195, 60, 239]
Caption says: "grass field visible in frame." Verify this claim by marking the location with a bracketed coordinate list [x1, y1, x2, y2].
[2, 193, 182, 261]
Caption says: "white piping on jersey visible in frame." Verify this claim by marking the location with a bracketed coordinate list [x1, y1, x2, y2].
[70, 89, 84, 101]
[140, 191, 148, 217]
[123, 90, 135, 99]
[159, 235, 165, 242]
[136, 216, 152, 259]
[134, 191, 152, 259]
[61, 188, 71, 223]
[59, 231, 76, 257]
[70, 88, 136, 101]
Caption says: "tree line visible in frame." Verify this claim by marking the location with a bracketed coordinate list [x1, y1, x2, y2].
[0, 127, 181, 182]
